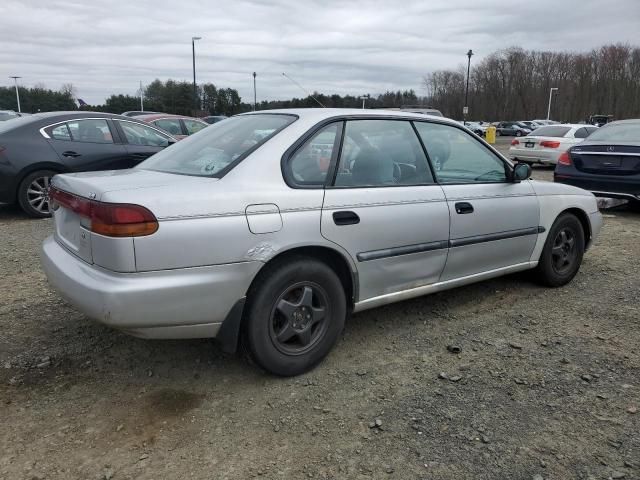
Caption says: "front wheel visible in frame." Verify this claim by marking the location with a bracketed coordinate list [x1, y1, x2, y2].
[17, 170, 57, 218]
[534, 213, 585, 287]
[243, 257, 347, 376]
[516, 130, 522, 137]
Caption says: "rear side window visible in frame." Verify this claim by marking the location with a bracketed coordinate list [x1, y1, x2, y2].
[286, 123, 341, 187]
[51, 124, 72, 141]
[334, 120, 434, 187]
[139, 114, 296, 177]
[530, 126, 571, 137]
[55, 119, 114, 144]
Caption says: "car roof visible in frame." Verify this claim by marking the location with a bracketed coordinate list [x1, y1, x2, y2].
[136, 113, 205, 122]
[240, 108, 457, 124]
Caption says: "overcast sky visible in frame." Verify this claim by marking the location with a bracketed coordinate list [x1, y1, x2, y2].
[2, 0, 639, 105]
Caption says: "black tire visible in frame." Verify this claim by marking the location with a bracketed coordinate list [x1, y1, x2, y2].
[17, 170, 57, 218]
[243, 257, 347, 376]
[535, 213, 585, 287]
[497, 130, 502, 136]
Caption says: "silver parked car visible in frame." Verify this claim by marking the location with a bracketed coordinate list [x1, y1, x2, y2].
[41, 109, 602, 376]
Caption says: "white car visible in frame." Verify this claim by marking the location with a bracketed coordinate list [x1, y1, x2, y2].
[509, 124, 598, 165]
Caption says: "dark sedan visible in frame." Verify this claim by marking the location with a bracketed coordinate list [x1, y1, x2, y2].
[554, 119, 640, 208]
[496, 121, 532, 137]
[0, 111, 176, 217]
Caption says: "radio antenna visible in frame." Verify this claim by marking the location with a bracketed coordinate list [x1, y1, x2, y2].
[282, 72, 326, 107]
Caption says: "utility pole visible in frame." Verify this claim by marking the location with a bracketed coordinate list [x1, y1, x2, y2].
[547, 87, 558, 120]
[192, 36, 202, 114]
[9, 76, 21, 113]
[139, 80, 144, 112]
[464, 50, 473, 125]
[253, 72, 257, 111]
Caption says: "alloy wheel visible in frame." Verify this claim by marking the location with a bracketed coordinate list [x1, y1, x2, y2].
[269, 282, 330, 355]
[551, 228, 577, 275]
[26, 176, 51, 215]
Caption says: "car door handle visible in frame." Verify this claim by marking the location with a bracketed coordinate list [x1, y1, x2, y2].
[62, 151, 81, 158]
[333, 211, 360, 226]
[455, 202, 474, 214]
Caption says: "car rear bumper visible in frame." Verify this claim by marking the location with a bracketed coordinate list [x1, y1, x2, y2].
[40, 236, 261, 339]
[554, 173, 640, 201]
[510, 148, 558, 164]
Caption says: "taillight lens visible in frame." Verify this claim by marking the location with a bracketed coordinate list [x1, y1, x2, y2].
[49, 187, 158, 237]
[511, 139, 520, 146]
[558, 151, 572, 166]
[540, 140, 561, 148]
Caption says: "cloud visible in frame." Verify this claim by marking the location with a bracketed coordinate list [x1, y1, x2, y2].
[1, 0, 639, 104]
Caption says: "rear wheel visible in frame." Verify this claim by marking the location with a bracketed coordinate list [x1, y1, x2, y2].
[535, 213, 585, 287]
[516, 130, 522, 137]
[17, 170, 57, 218]
[243, 257, 347, 376]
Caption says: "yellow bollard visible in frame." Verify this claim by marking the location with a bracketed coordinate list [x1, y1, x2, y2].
[486, 125, 496, 144]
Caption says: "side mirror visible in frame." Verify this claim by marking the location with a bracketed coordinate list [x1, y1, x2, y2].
[166, 139, 177, 147]
[513, 163, 532, 182]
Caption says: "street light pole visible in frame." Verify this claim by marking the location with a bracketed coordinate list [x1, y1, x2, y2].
[359, 94, 369, 109]
[464, 50, 473, 126]
[253, 72, 257, 111]
[547, 87, 558, 120]
[9, 76, 21, 113]
[191, 36, 202, 114]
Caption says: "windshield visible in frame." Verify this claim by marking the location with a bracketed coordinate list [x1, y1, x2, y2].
[138, 114, 296, 177]
[586, 123, 640, 142]
[529, 126, 571, 137]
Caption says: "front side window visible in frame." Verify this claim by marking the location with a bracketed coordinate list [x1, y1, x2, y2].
[139, 114, 296, 177]
[154, 118, 183, 136]
[334, 120, 434, 187]
[66, 119, 113, 143]
[119, 121, 171, 147]
[184, 119, 207, 135]
[414, 122, 507, 184]
[286, 123, 340, 186]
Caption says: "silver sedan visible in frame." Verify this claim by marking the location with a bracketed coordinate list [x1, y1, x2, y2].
[41, 109, 602, 376]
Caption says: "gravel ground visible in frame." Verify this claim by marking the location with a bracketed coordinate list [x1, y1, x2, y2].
[1, 138, 639, 479]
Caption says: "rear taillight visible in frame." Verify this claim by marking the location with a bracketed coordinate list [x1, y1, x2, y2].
[511, 139, 520, 146]
[540, 140, 561, 148]
[558, 151, 572, 166]
[49, 187, 158, 237]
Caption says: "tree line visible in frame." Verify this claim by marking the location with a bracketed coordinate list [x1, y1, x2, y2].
[2, 43, 638, 121]
[424, 44, 640, 122]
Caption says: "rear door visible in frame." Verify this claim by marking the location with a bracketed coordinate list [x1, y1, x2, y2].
[318, 119, 450, 301]
[44, 118, 129, 171]
[114, 120, 174, 166]
[414, 121, 540, 281]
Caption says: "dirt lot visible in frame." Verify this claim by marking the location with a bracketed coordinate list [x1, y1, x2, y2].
[1, 140, 639, 479]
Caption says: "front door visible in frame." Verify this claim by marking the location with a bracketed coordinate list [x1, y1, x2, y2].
[319, 119, 450, 301]
[414, 121, 540, 281]
[114, 120, 174, 167]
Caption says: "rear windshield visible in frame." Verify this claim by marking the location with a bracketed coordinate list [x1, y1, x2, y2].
[138, 114, 296, 177]
[529, 126, 571, 137]
[0, 115, 34, 133]
[587, 123, 640, 142]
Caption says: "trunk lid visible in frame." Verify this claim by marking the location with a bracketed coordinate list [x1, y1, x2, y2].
[571, 143, 640, 176]
[50, 169, 220, 270]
